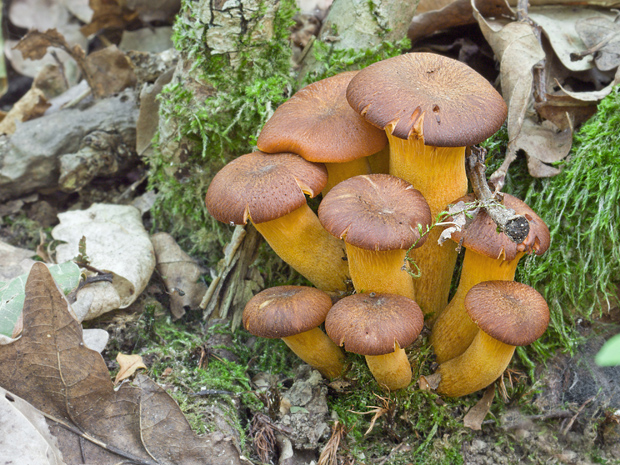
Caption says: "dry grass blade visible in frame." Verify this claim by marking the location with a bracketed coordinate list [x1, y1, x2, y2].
[318, 420, 347, 465]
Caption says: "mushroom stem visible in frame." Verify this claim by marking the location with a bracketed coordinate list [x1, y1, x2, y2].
[431, 250, 524, 363]
[324, 158, 371, 194]
[436, 330, 515, 397]
[365, 346, 412, 391]
[282, 327, 346, 379]
[253, 204, 349, 294]
[345, 244, 415, 299]
[368, 146, 390, 174]
[387, 133, 467, 317]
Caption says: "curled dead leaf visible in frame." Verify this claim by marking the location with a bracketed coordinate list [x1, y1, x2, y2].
[115, 353, 147, 384]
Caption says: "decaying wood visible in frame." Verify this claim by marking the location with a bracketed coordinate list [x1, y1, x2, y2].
[200, 224, 263, 329]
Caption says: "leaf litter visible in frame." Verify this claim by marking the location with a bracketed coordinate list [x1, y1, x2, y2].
[0, 262, 241, 465]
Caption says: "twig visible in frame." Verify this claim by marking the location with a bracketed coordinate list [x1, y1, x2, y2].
[562, 395, 597, 434]
[570, 33, 618, 62]
[466, 146, 530, 243]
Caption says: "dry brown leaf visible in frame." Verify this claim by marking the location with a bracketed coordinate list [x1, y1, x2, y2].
[81, 0, 139, 37]
[82, 45, 137, 98]
[463, 384, 495, 430]
[115, 353, 147, 384]
[0, 88, 50, 135]
[0, 262, 241, 465]
[151, 232, 208, 320]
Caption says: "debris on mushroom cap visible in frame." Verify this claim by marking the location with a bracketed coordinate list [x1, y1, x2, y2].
[243, 286, 333, 339]
[465, 281, 550, 346]
[448, 193, 550, 261]
[346, 53, 507, 147]
[257, 71, 387, 163]
[318, 174, 432, 251]
[204, 151, 327, 225]
[325, 293, 424, 356]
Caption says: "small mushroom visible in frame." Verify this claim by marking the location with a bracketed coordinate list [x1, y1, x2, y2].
[435, 281, 549, 397]
[325, 292, 424, 391]
[431, 193, 550, 363]
[346, 53, 507, 318]
[257, 71, 387, 193]
[205, 151, 349, 295]
[318, 174, 431, 298]
[243, 286, 345, 379]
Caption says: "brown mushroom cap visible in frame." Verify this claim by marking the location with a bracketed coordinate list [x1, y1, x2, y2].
[318, 174, 432, 251]
[205, 151, 327, 225]
[325, 293, 424, 355]
[448, 193, 551, 261]
[243, 286, 333, 338]
[465, 281, 549, 346]
[346, 53, 507, 146]
[257, 71, 387, 163]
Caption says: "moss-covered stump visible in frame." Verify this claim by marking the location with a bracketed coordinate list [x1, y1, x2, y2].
[149, 0, 297, 263]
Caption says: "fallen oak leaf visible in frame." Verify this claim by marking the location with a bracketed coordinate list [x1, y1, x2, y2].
[115, 353, 147, 384]
[0, 262, 241, 465]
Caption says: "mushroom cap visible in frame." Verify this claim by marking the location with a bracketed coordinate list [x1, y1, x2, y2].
[346, 53, 507, 147]
[448, 193, 550, 261]
[318, 174, 432, 251]
[243, 286, 333, 338]
[465, 281, 549, 346]
[257, 71, 387, 163]
[325, 293, 424, 355]
[205, 151, 327, 225]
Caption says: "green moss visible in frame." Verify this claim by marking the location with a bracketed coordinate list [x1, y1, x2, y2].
[303, 37, 411, 84]
[482, 89, 620, 361]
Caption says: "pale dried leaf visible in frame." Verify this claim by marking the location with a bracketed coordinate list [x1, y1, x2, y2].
[463, 385, 495, 430]
[0, 241, 35, 282]
[528, 7, 609, 72]
[115, 353, 147, 384]
[62, 0, 94, 22]
[52, 204, 156, 320]
[0, 88, 50, 135]
[82, 328, 109, 354]
[9, 0, 71, 31]
[0, 387, 66, 465]
[514, 118, 571, 177]
[576, 15, 620, 71]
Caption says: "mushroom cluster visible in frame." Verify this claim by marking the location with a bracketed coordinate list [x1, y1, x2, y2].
[203, 52, 551, 395]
